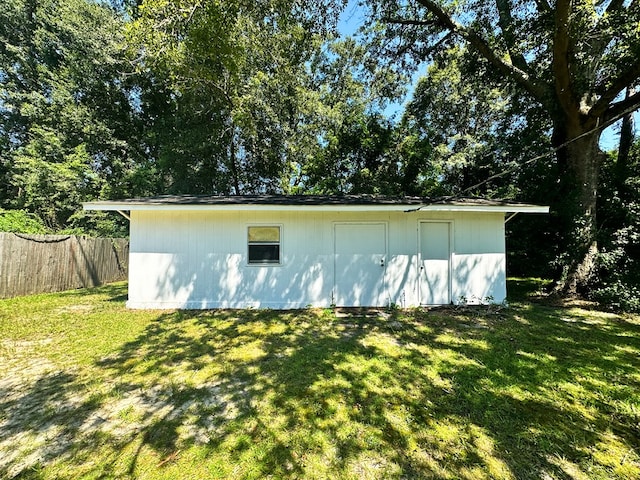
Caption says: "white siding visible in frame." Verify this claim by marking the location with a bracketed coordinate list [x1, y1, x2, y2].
[127, 209, 506, 309]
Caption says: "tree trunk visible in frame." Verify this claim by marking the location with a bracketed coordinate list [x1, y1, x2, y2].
[552, 119, 603, 296]
[616, 86, 636, 197]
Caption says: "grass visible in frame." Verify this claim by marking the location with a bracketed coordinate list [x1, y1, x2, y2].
[1, 279, 639, 479]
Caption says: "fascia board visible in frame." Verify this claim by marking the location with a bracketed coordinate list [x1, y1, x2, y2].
[411, 205, 550, 213]
[83, 202, 549, 214]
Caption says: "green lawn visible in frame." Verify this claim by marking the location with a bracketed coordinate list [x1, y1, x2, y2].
[1, 280, 639, 479]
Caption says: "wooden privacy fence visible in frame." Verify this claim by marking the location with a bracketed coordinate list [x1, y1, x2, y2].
[0, 233, 129, 298]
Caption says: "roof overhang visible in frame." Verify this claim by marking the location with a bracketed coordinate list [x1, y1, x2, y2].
[83, 195, 550, 214]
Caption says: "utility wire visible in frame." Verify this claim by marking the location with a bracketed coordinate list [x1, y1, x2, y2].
[458, 105, 639, 197]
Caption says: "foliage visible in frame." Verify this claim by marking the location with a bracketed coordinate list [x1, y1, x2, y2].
[0, 0, 149, 233]
[1, 280, 639, 478]
[292, 37, 418, 195]
[128, 0, 350, 195]
[590, 142, 640, 312]
[403, 45, 553, 198]
[0, 209, 49, 234]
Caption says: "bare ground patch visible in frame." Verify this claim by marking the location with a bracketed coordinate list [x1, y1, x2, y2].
[0, 356, 247, 478]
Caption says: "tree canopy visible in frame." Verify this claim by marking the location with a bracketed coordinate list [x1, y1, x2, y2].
[0, 0, 147, 235]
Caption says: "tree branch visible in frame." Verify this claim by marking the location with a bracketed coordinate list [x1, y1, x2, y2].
[184, 2, 203, 26]
[593, 61, 640, 118]
[588, 0, 629, 66]
[534, 0, 552, 14]
[382, 17, 438, 27]
[605, 0, 626, 15]
[414, 0, 550, 104]
[552, 0, 574, 115]
[395, 30, 453, 59]
[495, 0, 529, 73]
[602, 88, 640, 124]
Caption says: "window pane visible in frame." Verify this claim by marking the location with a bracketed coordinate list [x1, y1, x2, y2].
[248, 226, 280, 243]
[248, 244, 280, 263]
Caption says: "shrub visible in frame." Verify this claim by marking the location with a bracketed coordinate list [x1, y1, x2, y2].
[0, 209, 50, 234]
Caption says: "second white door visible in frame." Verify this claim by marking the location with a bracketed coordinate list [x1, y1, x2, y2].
[419, 221, 452, 305]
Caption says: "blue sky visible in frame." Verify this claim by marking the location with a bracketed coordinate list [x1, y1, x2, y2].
[338, 0, 364, 34]
[336, 1, 633, 152]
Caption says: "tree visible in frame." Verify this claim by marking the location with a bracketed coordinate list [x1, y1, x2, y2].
[615, 85, 637, 195]
[403, 45, 553, 198]
[128, 0, 347, 195]
[0, 0, 147, 235]
[363, 0, 640, 295]
[297, 38, 412, 194]
[592, 137, 640, 311]
[401, 45, 563, 277]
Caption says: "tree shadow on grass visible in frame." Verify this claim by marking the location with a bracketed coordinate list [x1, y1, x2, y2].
[408, 302, 640, 478]
[46, 281, 128, 301]
[97, 305, 640, 478]
[3, 292, 640, 478]
[0, 370, 102, 478]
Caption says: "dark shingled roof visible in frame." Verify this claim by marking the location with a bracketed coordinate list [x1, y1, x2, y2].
[88, 194, 535, 207]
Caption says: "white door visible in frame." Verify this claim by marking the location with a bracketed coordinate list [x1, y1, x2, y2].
[334, 223, 387, 307]
[419, 221, 451, 305]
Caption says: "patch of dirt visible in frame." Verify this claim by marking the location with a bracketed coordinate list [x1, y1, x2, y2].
[0, 358, 247, 478]
[334, 307, 391, 319]
[55, 304, 94, 314]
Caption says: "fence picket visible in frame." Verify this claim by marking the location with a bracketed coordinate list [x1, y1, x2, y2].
[0, 233, 129, 298]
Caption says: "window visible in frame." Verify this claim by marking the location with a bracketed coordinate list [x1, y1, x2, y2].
[248, 226, 281, 264]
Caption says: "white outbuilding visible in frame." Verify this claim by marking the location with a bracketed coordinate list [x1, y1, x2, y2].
[83, 195, 548, 309]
